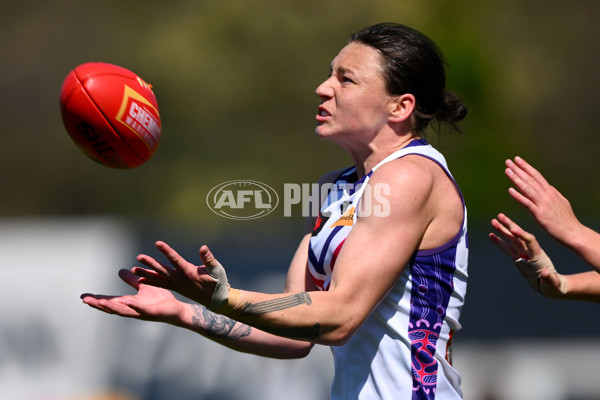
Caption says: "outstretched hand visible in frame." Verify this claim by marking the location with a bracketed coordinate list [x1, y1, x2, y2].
[490, 213, 567, 298]
[504, 156, 581, 245]
[81, 269, 184, 324]
[131, 241, 227, 308]
[489, 213, 541, 260]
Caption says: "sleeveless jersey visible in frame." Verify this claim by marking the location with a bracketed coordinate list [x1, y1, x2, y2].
[308, 139, 468, 400]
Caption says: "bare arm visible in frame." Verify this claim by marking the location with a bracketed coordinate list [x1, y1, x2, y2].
[128, 159, 458, 345]
[177, 302, 313, 358]
[490, 213, 567, 297]
[85, 171, 343, 357]
[177, 159, 450, 345]
[559, 271, 600, 303]
[490, 213, 600, 302]
[182, 229, 316, 358]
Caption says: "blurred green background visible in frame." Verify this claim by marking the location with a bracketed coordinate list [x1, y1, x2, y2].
[3, 0, 600, 229]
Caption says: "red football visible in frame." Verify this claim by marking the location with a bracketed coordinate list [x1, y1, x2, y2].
[59, 62, 161, 168]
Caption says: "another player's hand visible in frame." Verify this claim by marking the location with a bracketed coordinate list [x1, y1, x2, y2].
[131, 241, 228, 308]
[504, 156, 581, 245]
[81, 269, 184, 324]
[489, 213, 567, 298]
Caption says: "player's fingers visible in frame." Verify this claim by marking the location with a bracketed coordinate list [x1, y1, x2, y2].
[119, 268, 142, 290]
[505, 161, 544, 203]
[81, 294, 120, 314]
[488, 232, 520, 260]
[81, 293, 113, 304]
[491, 216, 513, 238]
[504, 224, 546, 260]
[507, 186, 537, 213]
[506, 158, 539, 189]
[130, 265, 167, 283]
[496, 213, 523, 233]
[496, 213, 534, 242]
[155, 241, 193, 273]
[505, 170, 534, 199]
[198, 244, 223, 274]
[493, 214, 527, 246]
[509, 224, 536, 245]
[135, 273, 175, 291]
[137, 254, 172, 276]
[513, 156, 551, 188]
[97, 297, 140, 317]
[492, 214, 532, 258]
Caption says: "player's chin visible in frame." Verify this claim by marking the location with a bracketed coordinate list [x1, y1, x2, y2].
[314, 124, 333, 139]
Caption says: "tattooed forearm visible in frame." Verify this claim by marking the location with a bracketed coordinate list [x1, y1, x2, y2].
[238, 293, 320, 339]
[241, 292, 312, 315]
[192, 293, 319, 341]
[191, 305, 251, 340]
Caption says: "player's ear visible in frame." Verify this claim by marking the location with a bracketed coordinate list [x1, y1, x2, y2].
[388, 93, 415, 123]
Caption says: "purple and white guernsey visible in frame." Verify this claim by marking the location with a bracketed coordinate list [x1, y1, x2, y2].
[308, 139, 468, 400]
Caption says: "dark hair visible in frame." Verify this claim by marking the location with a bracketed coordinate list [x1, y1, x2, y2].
[349, 23, 467, 133]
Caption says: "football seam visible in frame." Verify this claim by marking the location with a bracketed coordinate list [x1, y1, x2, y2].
[60, 72, 80, 111]
[73, 70, 145, 164]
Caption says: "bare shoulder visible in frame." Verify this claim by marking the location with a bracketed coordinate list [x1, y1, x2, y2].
[368, 156, 436, 199]
[365, 155, 463, 250]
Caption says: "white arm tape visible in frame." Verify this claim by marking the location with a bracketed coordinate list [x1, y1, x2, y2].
[206, 260, 230, 312]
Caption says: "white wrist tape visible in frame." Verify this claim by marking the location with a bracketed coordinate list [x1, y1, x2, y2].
[206, 260, 230, 311]
[206, 260, 243, 314]
[514, 250, 566, 294]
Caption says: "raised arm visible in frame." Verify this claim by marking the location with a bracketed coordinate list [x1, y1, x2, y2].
[490, 213, 600, 303]
[132, 157, 456, 346]
[505, 156, 600, 271]
[490, 212, 568, 297]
